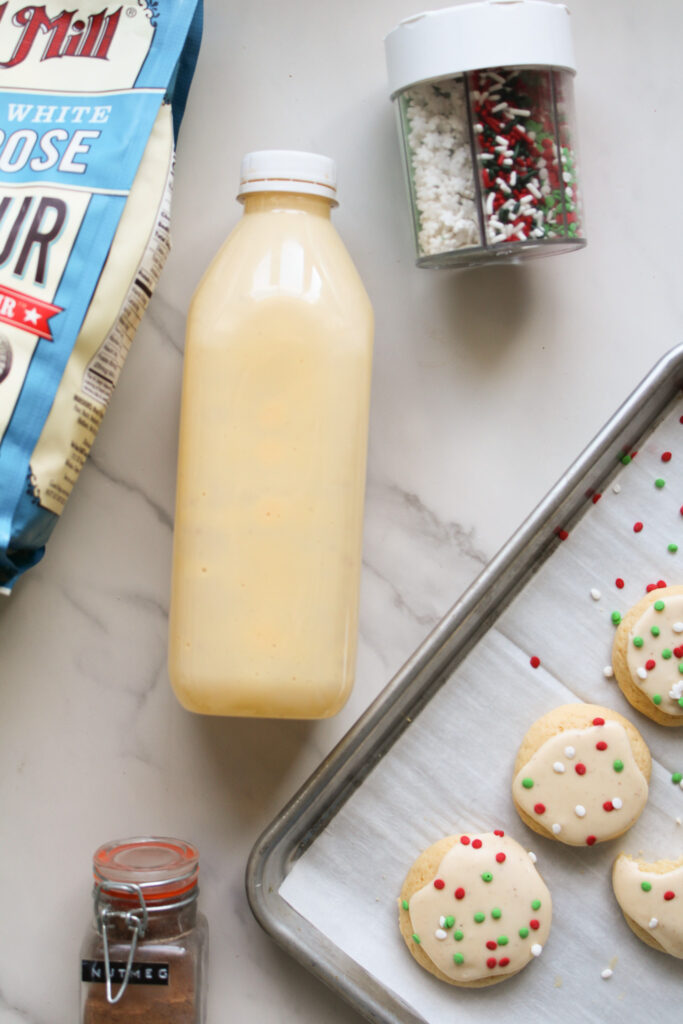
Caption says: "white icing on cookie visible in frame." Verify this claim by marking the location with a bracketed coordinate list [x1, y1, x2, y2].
[626, 594, 683, 718]
[513, 720, 648, 846]
[407, 833, 551, 983]
[613, 857, 683, 959]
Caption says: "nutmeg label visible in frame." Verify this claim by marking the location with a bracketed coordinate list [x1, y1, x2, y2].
[81, 960, 170, 985]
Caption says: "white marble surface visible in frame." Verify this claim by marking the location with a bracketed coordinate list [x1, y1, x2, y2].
[0, 1, 682, 1022]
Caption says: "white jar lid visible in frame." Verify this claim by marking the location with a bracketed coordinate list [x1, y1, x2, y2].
[237, 150, 338, 204]
[385, 1, 576, 97]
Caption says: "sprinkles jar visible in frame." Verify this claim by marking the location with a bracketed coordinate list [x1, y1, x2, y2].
[385, 1, 586, 268]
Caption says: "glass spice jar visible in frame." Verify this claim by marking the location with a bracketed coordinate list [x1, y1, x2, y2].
[79, 837, 208, 1024]
[385, 1, 586, 268]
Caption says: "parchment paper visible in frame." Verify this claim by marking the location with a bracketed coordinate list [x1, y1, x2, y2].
[280, 399, 683, 1023]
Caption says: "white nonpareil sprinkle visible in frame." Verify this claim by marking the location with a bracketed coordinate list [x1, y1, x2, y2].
[672, 621, 683, 633]
[439, 916, 446, 928]
[575, 805, 586, 818]
[637, 668, 648, 680]
[552, 823, 562, 835]
[528, 851, 537, 863]
[603, 666, 614, 679]
[435, 928, 448, 940]
[613, 483, 621, 494]
[553, 762, 565, 774]
[564, 746, 576, 759]
[649, 918, 658, 929]
[612, 797, 623, 810]
[601, 968, 613, 980]
[531, 944, 543, 957]
[590, 588, 601, 601]
[669, 680, 683, 701]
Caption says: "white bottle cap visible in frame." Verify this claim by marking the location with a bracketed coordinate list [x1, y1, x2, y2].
[385, 1, 576, 98]
[237, 150, 338, 204]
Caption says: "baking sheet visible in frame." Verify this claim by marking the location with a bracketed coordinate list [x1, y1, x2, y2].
[279, 398, 683, 1022]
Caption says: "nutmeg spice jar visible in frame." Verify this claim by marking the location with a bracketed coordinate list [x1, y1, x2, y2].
[79, 837, 208, 1023]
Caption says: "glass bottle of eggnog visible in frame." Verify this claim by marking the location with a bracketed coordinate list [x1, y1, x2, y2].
[169, 151, 374, 718]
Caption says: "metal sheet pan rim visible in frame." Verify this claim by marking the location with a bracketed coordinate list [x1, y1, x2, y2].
[246, 342, 683, 1023]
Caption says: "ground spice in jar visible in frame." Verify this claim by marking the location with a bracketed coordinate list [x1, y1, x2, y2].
[79, 837, 208, 1024]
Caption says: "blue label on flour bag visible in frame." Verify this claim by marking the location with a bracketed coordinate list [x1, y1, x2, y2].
[0, 1, 202, 592]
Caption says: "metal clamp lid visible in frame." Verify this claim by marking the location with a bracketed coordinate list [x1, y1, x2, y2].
[94, 881, 148, 1005]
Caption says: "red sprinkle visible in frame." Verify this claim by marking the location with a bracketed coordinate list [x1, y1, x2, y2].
[592, 493, 602, 504]
[455, 887, 466, 900]
[486, 957, 497, 969]
[486, 940, 497, 950]
[593, 717, 605, 726]
[674, 646, 683, 659]
[557, 529, 569, 541]
[575, 763, 587, 775]
[603, 801, 614, 812]
[646, 583, 657, 592]
[495, 852, 506, 863]
[530, 656, 541, 668]
[472, 839, 482, 849]
[662, 451, 672, 462]
[586, 835, 597, 846]
[664, 891, 675, 901]
[616, 578, 625, 589]
[499, 957, 510, 967]
[645, 659, 656, 671]
[493, 829, 505, 837]
[434, 879, 445, 890]
[633, 521, 644, 533]
[534, 803, 546, 815]
[529, 919, 540, 930]
[658, 579, 667, 588]
[596, 741, 608, 751]
[460, 836, 470, 845]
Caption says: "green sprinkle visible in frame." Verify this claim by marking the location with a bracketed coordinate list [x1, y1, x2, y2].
[669, 543, 679, 554]
[654, 600, 665, 611]
[621, 454, 632, 465]
[633, 636, 644, 648]
[613, 759, 624, 772]
[412, 934, 421, 944]
[522, 778, 534, 789]
[497, 936, 509, 946]
[651, 626, 661, 637]
[662, 648, 672, 659]
[491, 908, 502, 920]
[679, 697, 683, 708]
[611, 611, 622, 625]
[531, 899, 541, 911]
[481, 872, 493, 883]
[672, 772, 682, 784]
[453, 953, 465, 965]
[653, 695, 662, 705]
[444, 915, 454, 929]
[474, 912, 485, 923]
[454, 930, 464, 941]
[679, 663, 683, 674]
[641, 881, 652, 892]
[655, 478, 666, 489]
[401, 899, 409, 911]
[519, 927, 529, 938]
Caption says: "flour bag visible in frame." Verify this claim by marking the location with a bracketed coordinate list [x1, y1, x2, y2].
[0, 0, 202, 592]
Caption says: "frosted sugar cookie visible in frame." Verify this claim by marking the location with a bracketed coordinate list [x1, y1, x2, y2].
[612, 853, 683, 959]
[512, 704, 650, 847]
[612, 585, 683, 726]
[398, 831, 551, 987]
